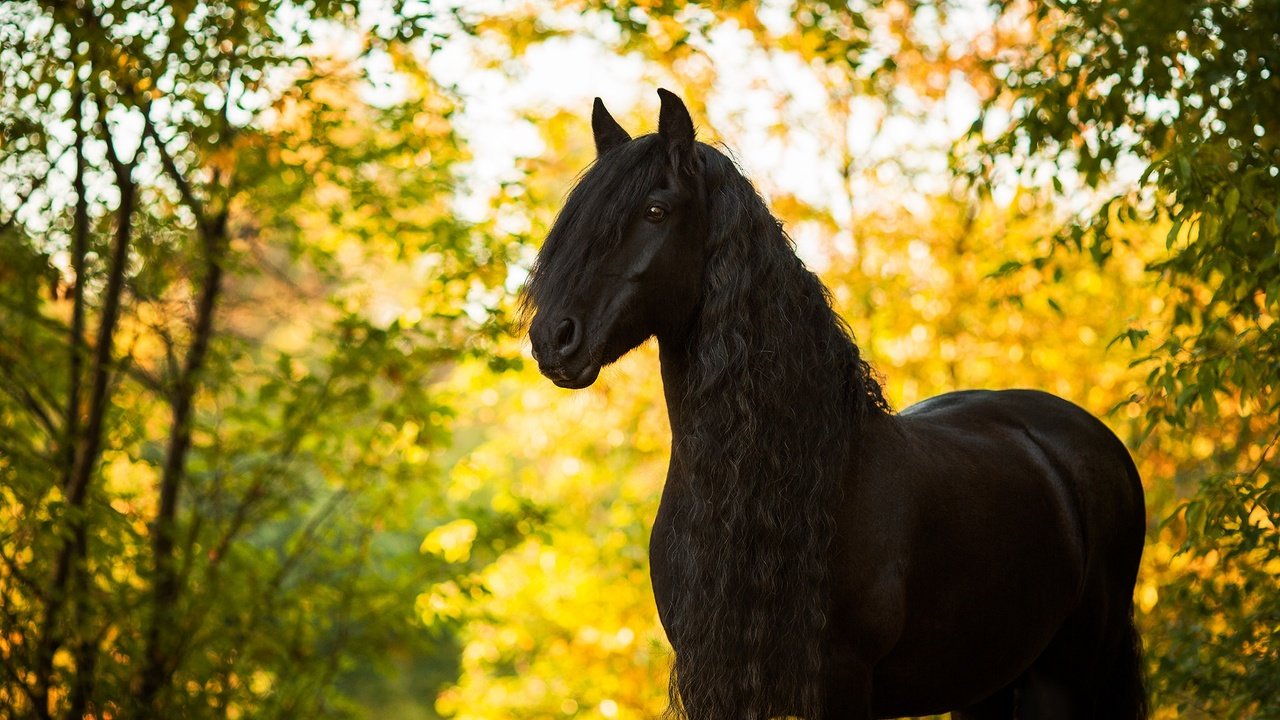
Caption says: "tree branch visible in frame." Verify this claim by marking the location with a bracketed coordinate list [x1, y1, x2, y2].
[32, 106, 138, 720]
[64, 84, 96, 720]
[138, 205, 228, 710]
[65, 84, 90, 485]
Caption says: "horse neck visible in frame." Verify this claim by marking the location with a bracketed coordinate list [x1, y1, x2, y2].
[651, 242, 880, 720]
[656, 342, 696, 437]
[655, 265, 876, 456]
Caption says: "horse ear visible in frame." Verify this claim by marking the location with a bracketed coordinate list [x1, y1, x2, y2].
[592, 98, 631, 156]
[657, 88, 695, 159]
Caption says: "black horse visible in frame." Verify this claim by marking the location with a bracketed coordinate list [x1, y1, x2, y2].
[523, 89, 1147, 720]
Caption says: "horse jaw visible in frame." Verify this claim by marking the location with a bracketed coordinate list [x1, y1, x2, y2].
[545, 362, 601, 390]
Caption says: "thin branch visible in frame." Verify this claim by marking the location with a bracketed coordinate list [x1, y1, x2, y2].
[119, 359, 166, 396]
[147, 298, 183, 386]
[175, 488, 353, 683]
[0, 348, 64, 439]
[65, 84, 90, 485]
[0, 427, 58, 469]
[140, 113, 207, 228]
[0, 546, 45, 603]
[1243, 428, 1280, 480]
[0, 375, 59, 440]
[173, 369, 339, 681]
[1239, 427, 1280, 522]
[0, 294, 75, 336]
[272, 489, 352, 594]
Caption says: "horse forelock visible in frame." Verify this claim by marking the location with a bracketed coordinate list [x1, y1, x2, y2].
[665, 147, 889, 720]
[519, 135, 667, 327]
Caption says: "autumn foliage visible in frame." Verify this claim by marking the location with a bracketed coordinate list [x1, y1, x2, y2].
[0, 1, 1275, 719]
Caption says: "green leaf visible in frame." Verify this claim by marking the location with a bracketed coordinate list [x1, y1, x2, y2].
[990, 259, 1024, 278]
[1166, 217, 1183, 249]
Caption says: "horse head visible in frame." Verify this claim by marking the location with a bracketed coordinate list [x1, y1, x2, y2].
[523, 89, 709, 388]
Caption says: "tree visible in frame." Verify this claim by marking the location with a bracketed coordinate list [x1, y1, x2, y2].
[964, 2, 1280, 714]
[430, 1, 1278, 717]
[0, 2, 517, 717]
[3, 0, 1274, 717]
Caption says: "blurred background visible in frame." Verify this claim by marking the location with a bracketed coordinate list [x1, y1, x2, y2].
[0, 0, 1276, 718]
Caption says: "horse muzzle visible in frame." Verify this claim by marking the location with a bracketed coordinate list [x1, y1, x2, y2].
[530, 314, 601, 389]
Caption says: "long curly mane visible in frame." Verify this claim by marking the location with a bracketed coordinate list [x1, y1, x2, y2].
[663, 146, 888, 720]
[523, 133, 889, 718]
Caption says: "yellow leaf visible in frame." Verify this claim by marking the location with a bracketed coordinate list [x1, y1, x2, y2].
[421, 519, 478, 563]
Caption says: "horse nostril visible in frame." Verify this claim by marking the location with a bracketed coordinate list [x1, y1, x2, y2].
[555, 318, 581, 356]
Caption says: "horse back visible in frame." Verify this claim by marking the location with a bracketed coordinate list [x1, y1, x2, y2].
[894, 388, 1145, 567]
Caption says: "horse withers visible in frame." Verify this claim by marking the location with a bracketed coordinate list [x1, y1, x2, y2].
[522, 89, 1147, 720]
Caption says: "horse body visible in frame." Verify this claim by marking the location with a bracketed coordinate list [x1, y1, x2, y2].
[861, 390, 1143, 718]
[524, 90, 1146, 719]
[652, 344, 1144, 718]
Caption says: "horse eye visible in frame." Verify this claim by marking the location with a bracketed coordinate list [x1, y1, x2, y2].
[644, 204, 667, 222]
